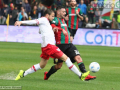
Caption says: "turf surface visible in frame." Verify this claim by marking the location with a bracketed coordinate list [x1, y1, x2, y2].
[0, 42, 120, 90]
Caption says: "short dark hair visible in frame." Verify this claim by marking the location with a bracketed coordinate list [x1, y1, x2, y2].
[44, 9, 54, 16]
[56, 6, 65, 11]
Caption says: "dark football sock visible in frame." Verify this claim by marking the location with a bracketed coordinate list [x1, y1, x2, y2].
[46, 65, 57, 78]
[78, 62, 87, 73]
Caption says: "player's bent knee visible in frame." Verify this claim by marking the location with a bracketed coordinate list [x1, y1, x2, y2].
[59, 54, 68, 61]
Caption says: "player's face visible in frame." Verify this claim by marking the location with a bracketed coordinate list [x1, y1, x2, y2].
[49, 12, 55, 21]
[70, 0, 77, 7]
[60, 8, 66, 19]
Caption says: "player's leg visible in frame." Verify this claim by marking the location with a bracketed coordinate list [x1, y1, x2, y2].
[68, 28, 74, 43]
[74, 55, 96, 81]
[44, 62, 63, 80]
[74, 55, 87, 73]
[23, 58, 48, 76]
[15, 58, 48, 80]
[66, 43, 96, 80]
[72, 29, 77, 38]
[44, 44, 67, 80]
[60, 54, 90, 80]
[45, 44, 89, 80]
[48, 48, 83, 77]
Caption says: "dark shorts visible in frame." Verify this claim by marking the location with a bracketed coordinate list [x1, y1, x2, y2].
[54, 43, 80, 64]
[68, 28, 77, 37]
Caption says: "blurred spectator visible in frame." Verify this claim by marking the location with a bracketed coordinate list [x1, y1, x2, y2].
[87, 2, 94, 23]
[97, 0, 104, 8]
[98, 18, 102, 28]
[65, 1, 69, 8]
[16, 0, 23, 11]
[85, 18, 96, 28]
[31, 1, 38, 9]
[111, 18, 119, 29]
[76, 0, 79, 4]
[11, 6, 19, 23]
[38, 2, 46, 18]
[82, 17, 89, 28]
[3, 0, 9, 5]
[95, 21, 100, 28]
[17, 7, 28, 21]
[56, 0, 62, 6]
[9, 14, 14, 25]
[9, 0, 13, 4]
[117, 11, 120, 29]
[95, 8, 101, 22]
[78, 0, 87, 15]
[65, 0, 71, 8]
[3, 4, 10, 18]
[0, 0, 4, 8]
[0, 8, 6, 24]
[31, 5, 38, 19]
[23, 0, 31, 16]
[84, 0, 90, 6]
[9, 3, 14, 12]
[51, 3, 57, 12]
[67, 0, 71, 6]
[102, 19, 111, 29]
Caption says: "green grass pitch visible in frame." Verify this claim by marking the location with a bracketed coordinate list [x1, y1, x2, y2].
[0, 42, 120, 90]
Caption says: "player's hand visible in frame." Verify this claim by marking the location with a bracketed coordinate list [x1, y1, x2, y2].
[53, 27, 58, 32]
[65, 15, 69, 21]
[62, 29, 67, 36]
[14, 21, 22, 27]
[76, 10, 79, 15]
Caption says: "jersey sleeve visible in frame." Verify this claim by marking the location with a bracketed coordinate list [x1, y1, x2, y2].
[36, 18, 45, 25]
[51, 17, 59, 26]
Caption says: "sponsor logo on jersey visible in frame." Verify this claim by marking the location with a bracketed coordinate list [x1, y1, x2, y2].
[69, 14, 76, 16]
[61, 24, 67, 26]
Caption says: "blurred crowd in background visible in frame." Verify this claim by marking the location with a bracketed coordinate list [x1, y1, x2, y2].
[0, 0, 120, 29]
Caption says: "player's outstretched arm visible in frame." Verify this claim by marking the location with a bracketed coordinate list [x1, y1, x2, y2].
[14, 20, 38, 27]
[14, 21, 22, 27]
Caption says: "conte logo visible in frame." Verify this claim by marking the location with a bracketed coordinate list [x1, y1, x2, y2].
[85, 30, 120, 46]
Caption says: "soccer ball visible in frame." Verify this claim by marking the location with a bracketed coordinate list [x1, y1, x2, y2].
[89, 62, 100, 73]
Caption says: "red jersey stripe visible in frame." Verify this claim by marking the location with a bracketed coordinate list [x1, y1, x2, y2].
[71, 8, 75, 29]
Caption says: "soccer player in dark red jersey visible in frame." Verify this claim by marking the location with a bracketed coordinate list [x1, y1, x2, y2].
[44, 6, 96, 81]
[66, 0, 83, 42]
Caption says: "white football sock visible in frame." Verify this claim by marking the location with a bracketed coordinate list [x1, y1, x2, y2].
[65, 58, 82, 77]
[24, 63, 42, 76]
